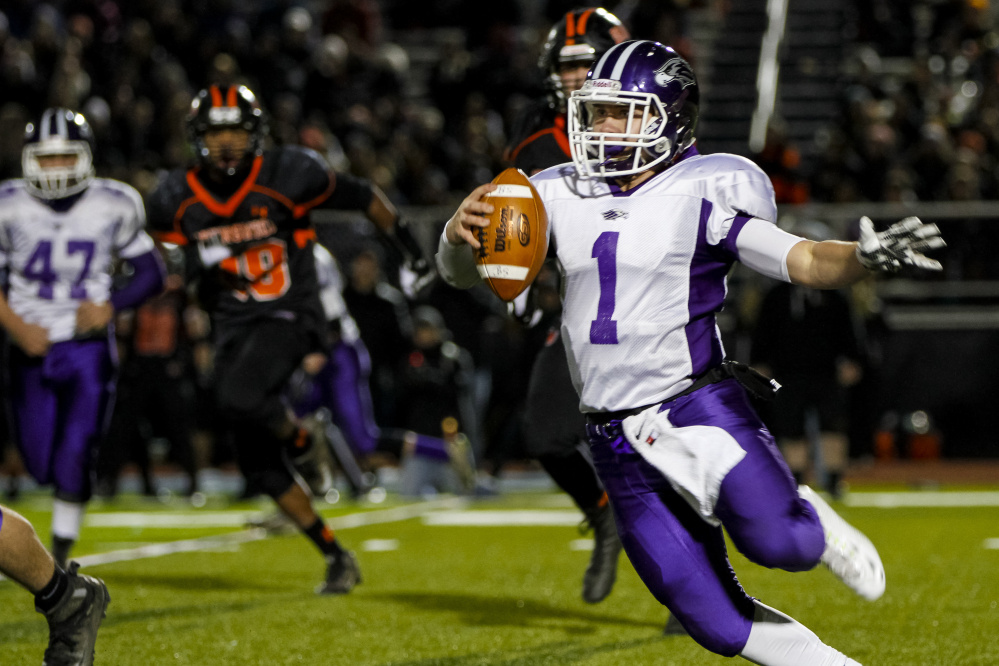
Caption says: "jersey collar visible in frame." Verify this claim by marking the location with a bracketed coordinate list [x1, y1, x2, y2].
[186, 155, 263, 217]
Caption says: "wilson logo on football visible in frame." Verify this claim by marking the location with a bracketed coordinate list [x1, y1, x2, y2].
[496, 207, 514, 252]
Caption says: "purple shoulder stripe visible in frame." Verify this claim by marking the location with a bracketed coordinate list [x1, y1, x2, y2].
[721, 213, 754, 259]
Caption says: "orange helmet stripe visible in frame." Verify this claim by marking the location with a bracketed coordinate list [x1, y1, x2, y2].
[226, 86, 238, 107]
[576, 8, 595, 36]
[209, 85, 223, 108]
[564, 10, 576, 44]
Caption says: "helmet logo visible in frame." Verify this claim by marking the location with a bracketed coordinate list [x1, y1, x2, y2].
[654, 58, 695, 89]
[582, 79, 621, 92]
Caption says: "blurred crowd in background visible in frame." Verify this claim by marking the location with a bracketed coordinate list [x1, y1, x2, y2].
[1, 0, 997, 498]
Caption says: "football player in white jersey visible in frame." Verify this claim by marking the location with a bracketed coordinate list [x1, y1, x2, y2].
[0, 108, 164, 568]
[437, 40, 945, 665]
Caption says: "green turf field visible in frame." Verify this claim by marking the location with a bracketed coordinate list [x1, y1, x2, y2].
[2, 488, 998, 665]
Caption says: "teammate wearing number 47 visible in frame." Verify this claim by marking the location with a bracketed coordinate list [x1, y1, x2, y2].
[0, 108, 165, 570]
[439, 40, 945, 665]
[147, 84, 433, 594]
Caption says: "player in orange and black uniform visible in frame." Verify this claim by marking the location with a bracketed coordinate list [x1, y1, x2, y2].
[502, 7, 630, 605]
[504, 7, 630, 174]
[147, 84, 432, 595]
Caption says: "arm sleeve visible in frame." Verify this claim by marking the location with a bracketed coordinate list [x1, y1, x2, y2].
[734, 218, 804, 282]
[110, 249, 166, 311]
[435, 229, 482, 289]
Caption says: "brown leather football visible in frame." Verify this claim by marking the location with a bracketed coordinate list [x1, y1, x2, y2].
[475, 168, 549, 302]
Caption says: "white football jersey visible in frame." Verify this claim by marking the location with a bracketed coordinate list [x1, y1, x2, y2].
[313, 243, 360, 343]
[0, 178, 155, 342]
[531, 153, 794, 413]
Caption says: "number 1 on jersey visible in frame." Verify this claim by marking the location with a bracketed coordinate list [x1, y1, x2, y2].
[590, 231, 619, 345]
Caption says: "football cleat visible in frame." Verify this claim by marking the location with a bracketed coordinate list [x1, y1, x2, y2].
[317, 551, 362, 595]
[38, 562, 110, 666]
[285, 430, 334, 497]
[799, 485, 886, 601]
[580, 500, 623, 603]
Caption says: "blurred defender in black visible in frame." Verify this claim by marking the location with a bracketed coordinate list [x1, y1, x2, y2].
[146, 84, 433, 595]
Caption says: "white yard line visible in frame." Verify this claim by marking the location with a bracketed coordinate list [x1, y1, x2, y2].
[421, 510, 583, 526]
[843, 491, 999, 508]
[72, 496, 467, 569]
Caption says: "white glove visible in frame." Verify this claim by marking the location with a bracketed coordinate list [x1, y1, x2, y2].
[399, 258, 437, 299]
[855, 216, 946, 273]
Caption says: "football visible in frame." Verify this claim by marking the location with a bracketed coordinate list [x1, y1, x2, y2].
[475, 168, 549, 302]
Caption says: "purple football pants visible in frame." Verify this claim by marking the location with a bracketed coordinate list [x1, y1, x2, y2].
[586, 379, 826, 657]
[293, 339, 451, 462]
[293, 338, 381, 455]
[6, 339, 116, 502]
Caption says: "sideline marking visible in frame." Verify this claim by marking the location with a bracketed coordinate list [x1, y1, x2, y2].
[71, 497, 466, 569]
[87, 512, 257, 528]
[843, 491, 999, 508]
[983, 539, 999, 550]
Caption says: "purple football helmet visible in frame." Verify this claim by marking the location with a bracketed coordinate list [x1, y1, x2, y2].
[568, 40, 699, 178]
[22, 108, 95, 199]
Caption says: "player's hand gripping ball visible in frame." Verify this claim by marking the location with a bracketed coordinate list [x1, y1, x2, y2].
[475, 168, 549, 302]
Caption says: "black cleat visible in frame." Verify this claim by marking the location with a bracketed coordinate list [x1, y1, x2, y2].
[39, 562, 110, 666]
[581, 501, 623, 604]
[316, 551, 362, 595]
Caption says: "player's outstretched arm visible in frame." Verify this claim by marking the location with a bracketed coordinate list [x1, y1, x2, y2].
[786, 216, 945, 289]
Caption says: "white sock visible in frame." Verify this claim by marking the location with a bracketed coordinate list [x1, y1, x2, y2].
[51, 499, 85, 541]
[740, 601, 862, 666]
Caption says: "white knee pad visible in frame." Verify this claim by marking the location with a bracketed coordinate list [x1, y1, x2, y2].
[740, 600, 862, 666]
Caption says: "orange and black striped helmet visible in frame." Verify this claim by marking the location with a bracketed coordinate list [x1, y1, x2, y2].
[539, 7, 630, 110]
[186, 84, 267, 173]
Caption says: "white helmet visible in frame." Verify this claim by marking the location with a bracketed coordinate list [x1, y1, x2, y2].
[22, 108, 95, 199]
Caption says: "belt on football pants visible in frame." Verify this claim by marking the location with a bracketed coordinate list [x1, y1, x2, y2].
[585, 361, 780, 432]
